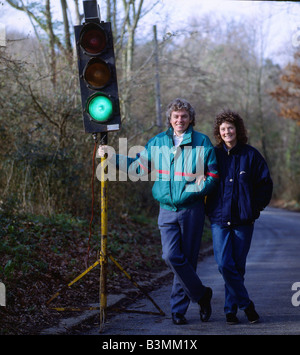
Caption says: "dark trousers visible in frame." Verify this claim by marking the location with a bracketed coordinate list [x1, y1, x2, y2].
[158, 202, 206, 315]
[211, 223, 254, 314]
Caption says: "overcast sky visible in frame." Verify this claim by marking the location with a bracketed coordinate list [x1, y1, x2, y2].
[1, 0, 299, 65]
[145, 0, 300, 65]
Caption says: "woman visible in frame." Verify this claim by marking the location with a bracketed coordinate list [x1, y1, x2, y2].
[206, 110, 273, 324]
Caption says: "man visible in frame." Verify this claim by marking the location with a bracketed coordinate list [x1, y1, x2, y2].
[98, 98, 219, 324]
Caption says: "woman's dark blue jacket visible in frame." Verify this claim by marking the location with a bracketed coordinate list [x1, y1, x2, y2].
[206, 142, 273, 227]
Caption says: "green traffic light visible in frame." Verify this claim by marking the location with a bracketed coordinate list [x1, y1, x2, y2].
[87, 95, 113, 122]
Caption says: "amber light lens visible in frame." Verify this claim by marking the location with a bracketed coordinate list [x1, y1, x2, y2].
[84, 59, 111, 89]
[80, 25, 107, 55]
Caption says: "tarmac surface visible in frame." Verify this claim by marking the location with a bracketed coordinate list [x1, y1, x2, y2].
[41, 207, 300, 336]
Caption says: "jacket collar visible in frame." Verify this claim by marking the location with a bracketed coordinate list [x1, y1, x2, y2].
[166, 125, 193, 145]
[222, 141, 242, 154]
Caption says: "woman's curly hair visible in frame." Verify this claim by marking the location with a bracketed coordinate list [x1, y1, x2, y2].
[214, 110, 248, 147]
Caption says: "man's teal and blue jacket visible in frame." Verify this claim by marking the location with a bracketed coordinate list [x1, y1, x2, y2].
[116, 126, 219, 211]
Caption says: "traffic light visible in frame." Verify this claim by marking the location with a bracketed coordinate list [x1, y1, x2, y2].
[74, 18, 121, 133]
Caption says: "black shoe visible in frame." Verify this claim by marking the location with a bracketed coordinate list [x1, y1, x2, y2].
[198, 287, 213, 322]
[226, 313, 239, 325]
[172, 312, 187, 325]
[244, 301, 260, 323]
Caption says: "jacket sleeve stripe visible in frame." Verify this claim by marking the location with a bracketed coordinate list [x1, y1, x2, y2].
[206, 172, 219, 179]
[156, 169, 170, 175]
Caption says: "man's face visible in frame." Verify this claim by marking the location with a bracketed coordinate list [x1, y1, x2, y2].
[170, 109, 192, 136]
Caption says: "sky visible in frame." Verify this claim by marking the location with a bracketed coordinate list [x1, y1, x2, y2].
[148, 0, 300, 65]
[0, 0, 299, 65]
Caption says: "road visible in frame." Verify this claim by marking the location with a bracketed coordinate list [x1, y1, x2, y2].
[86, 207, 300, 335]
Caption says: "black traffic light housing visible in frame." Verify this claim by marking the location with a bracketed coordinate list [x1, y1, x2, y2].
[74, 7, 121, 133]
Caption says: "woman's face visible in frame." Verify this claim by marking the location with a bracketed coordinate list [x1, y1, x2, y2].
[219, 121, 237, 148]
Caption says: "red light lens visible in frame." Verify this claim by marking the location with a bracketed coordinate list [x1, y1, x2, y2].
[80, 24, 107, 55]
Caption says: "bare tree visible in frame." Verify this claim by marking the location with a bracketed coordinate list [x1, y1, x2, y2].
[6, 0, 73, 61]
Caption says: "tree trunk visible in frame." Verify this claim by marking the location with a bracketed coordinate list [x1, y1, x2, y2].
[60, 0, 73, 63]
[45, 0, 56, 87]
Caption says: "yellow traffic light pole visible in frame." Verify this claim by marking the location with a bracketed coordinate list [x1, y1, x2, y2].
[99, 132, 108, 331]
[97, 132, 165, 331]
